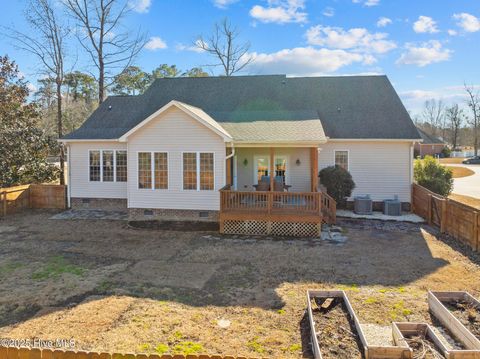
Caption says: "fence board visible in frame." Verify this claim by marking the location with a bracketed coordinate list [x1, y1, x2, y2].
[0, 184, 66, 216]
[412, 184, 480, 252]
[0, 348, 262, 359]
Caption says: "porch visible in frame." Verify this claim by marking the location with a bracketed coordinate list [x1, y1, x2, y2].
[220, 146, 336, 237]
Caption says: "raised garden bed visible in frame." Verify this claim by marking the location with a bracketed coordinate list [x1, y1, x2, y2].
[428, 291, 480, 351]
[393, 322, 445, 358]
[307, 290, 366, 359]
[393, 322, 480, 359]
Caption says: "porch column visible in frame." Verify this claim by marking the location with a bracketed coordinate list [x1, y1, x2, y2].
[270, 147, 274, 191]
[310, 147, 319, 192]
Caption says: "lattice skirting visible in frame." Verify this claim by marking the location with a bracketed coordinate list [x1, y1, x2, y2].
[222, 220, 321, 237]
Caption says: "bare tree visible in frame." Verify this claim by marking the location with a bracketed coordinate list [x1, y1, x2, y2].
[5, 0, 68, 185]
[465, 84, 480, 156]
[445, 104, 464, 149]
[422, 99, 445, 138]
[63, 0, 146, 103]
[196, 18, 253, 76]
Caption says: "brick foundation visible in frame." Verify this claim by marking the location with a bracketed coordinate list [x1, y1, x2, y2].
[128, 208, 219, 222]
[71, 198, 127, 210]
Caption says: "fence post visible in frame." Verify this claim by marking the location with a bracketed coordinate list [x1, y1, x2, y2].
[474, 211, 479, 251]
[411, 184, 415, 213]
[427, 194, 432, 225]
[440, 198, 448, 233]
[1, 191, 6, 216]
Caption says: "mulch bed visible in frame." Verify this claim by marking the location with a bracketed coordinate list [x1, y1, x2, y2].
[444, 300, 480, 339]
[128, 220, 219, 231]
[311, 297, 363, 359]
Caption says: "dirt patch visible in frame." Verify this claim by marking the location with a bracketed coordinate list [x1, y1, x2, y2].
[444, 300, 480, 339]
[128, 220, 219, 231]
[1, 211, 480, 357]
[405, 334, 444, 359]
[311, 297, 363, 359]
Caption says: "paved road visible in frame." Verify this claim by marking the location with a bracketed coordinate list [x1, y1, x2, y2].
[449, 164, 480, 198]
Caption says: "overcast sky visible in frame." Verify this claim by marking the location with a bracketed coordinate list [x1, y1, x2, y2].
[1, 0, 479, 116]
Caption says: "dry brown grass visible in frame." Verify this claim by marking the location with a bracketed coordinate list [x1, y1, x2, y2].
[445, 166, 475, 178]
[449, 193, 480, 210]
[0, 212, 480, 358]
[439, 158, 466, 164]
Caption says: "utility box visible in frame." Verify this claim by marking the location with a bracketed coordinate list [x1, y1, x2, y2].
[354, 195, 373, 215]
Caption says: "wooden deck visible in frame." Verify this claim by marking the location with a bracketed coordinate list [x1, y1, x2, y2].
[219, 186, 336, 236]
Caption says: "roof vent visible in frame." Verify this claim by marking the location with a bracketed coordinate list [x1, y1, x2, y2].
[281, 80, 286, 85]
[337, 107, 341, 112]
[108, 105, 112, 110]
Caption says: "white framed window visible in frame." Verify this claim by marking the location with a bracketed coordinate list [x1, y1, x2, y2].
[116, 150, 127, 182]
[334, 150, 349, 171]
[138, 152, 152, 189]
[89, 149, 127, 183]
[102, 150, 114, 182]
[89, 151, 101, 181]
[183, 152, 215, 191]
[154, 152, 168, 189]
[138, 152, 169, 190]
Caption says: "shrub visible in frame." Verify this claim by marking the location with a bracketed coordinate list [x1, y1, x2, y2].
[319, 166, 356, 208]
[414, 156, 453, 196]
[441, 146, 451, 158]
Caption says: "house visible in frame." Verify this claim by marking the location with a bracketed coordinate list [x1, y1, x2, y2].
[414, 127, 446, 158]
[61, 75, 421, 236]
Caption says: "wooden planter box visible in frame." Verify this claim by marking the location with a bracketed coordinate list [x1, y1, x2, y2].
[393, 322, 480, 359]
[428, 291, 480, 351]
[306, 290, 411, 359]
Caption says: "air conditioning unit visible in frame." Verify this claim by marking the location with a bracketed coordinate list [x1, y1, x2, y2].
[384, 196, 401, 216]
[354, 195, 373, 215]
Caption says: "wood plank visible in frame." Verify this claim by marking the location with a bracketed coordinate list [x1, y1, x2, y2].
[428, 291, 480, 350]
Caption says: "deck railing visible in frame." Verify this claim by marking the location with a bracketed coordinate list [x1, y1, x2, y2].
[219, 185, 336, 224]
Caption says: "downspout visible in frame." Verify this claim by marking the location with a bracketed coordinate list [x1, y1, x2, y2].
[67, 143, 71, 208]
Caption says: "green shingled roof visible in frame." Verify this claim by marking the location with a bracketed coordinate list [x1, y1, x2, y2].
[62, 74, 421, 142]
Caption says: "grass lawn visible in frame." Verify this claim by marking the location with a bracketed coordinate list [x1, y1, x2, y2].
[439, 157, 466, 164]
[449, 193, 480, 210]
[0, 211, 480, 357]
[445, 165, 475, 178]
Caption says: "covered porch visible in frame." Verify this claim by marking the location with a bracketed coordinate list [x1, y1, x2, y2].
[220, 146, 336, 237]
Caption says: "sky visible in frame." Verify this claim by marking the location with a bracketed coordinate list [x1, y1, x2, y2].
[1, 0, 479, 117]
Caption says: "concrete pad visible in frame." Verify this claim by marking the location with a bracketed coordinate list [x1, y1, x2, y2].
[125, 260, 219, 289]
[337, 210, 424, 223]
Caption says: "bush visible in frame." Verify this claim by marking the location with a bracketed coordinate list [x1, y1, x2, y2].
[414, 156, 453, 196]
[319, 166, 356, 208]
[441, 146, 451, 158]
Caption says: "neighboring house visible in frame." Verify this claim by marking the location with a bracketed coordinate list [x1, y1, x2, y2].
[414, 128, 445, 158]
[61, 75, 421, 236]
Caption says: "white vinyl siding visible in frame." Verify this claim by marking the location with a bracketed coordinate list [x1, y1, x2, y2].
[69, 142, 128, 199]
[318, 141, 412, 202]
[234, 147, 311, 192]
[127, 107, 225, 211]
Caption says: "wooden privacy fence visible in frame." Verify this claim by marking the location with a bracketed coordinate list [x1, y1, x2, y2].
[0, 184, 66, 216]
[412, 184, 480, 251]
[0, 347, 263, 359]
